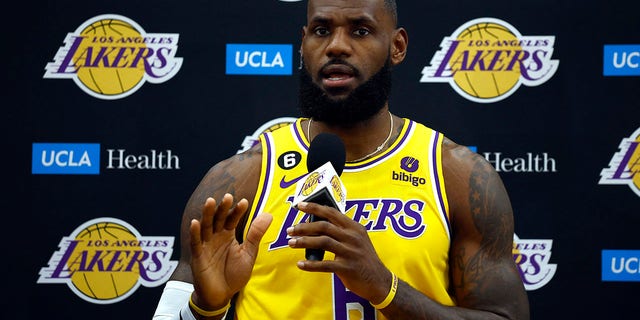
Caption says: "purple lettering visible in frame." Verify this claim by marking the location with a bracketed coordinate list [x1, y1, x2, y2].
[613, 142, 639, 179]
[50, 240, 79, 278]
[372, 199, 403, 231]
[397, 200, 426, 238]
[105, 250, 128, 271]
[434, 40, 460, 77]
[86, 47, 117, 67]
[332, 273, 376, 320]
[505, 50, 529, 72]
[487, 50, 510, 71]
[146, 47, 171, 78]
[111, 47, 136, 68]
[348, 199, 379, 230]
[460, 50, 493, 71]
[56, 36, 85, 74]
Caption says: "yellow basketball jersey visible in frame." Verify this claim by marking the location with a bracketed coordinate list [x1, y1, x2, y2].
[235, 118, 454, 320]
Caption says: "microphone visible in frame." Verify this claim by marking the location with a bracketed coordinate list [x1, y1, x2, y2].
[292, 132, 346, 261]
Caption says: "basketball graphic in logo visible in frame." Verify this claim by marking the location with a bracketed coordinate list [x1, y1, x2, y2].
[452, 22, 522, 100]
[44, 14, 183, 100]
[75, 18, 147, 96]
[71, 221, 142, 301]
[38, 217, 178, 304]
[420, 17, 559, 103]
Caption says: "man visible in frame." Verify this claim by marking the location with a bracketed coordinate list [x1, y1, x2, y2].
[153, 0, 530, 319]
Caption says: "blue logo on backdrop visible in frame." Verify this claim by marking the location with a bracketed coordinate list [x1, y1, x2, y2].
[603, 45, 640, 76]
[226, 44, 293, 75]
[32, 143, 100, 175]
[602, 250, 640, 282]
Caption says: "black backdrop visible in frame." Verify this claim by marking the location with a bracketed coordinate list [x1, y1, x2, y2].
[10, 0, 639, 319]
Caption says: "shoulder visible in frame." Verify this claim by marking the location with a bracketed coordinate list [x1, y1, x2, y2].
[440, 136, 511, 227]
[200, 143, 263, 201]
[184, 143, 263, 219]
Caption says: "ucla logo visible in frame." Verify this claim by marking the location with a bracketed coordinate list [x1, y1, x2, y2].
[32, 143, 100, 175]
[599, 127, 640, 197]
[602, 250, 640, 282]
[226, 44, 293, 75]
[603, 45, 640, 76]
[43, 14, 182, 100]
[420, 18, 559, 103]
[37, 218, 177, 304]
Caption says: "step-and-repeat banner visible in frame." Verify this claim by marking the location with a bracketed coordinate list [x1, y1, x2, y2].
[13, 0, 639, 319]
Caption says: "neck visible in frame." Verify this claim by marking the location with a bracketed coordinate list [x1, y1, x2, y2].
[307, 107, 399, 162]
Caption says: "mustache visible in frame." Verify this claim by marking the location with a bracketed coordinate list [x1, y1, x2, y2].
[318, 59, 360, 78]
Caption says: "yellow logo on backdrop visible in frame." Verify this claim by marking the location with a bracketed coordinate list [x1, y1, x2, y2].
[44, 14, 183, 100]
[420, 17, 559, 103]
[599, 127, 640, 197]
[37, 218, 177, 304]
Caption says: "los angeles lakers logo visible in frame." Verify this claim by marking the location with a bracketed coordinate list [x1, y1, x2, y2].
[37, 218, 177, 304]
[599, 127, 640, 197]
[330, 175, 344, 203]
[300, 172, 321, 196]
[44, 14, 183, 100]
[512, 234, 557, 291]
[420, 18, 559, 103]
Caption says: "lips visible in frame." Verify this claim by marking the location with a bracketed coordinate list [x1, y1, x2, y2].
[320, 64, 356, 89]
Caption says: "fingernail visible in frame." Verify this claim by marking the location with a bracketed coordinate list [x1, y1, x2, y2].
[288, 238, 297, 246]
[286, 227, 294, 235]
[298, 202, 308, 209]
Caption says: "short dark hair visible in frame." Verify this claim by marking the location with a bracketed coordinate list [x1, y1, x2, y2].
[384, 0, 398, 26]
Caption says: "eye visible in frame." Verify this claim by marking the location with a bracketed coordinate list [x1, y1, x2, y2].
[353, 28, 370, 37]
[314, 27, 330, 36]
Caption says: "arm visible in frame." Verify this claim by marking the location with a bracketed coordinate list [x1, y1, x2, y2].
[381, 138, 529, 319]
[171, 146, 263, 284]
[154, 145, 272, 320]
[288, 138, 529, 319]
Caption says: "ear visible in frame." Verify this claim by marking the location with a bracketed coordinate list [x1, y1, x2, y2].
[301, 26, 308, 43]
[390, 27, 408, 66]
[300, 26, 308, 55]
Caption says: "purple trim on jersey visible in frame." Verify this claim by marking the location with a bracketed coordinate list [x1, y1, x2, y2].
[432, 131, 451, 233]
[252, 132, 273, 223]
[346, 120, 415, 170]
[293, 119, 310, 152]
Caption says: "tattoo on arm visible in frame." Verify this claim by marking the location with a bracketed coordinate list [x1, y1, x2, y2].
[453, 155, 514, 306]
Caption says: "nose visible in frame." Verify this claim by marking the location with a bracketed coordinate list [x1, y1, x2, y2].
[325, 28, 353, 58]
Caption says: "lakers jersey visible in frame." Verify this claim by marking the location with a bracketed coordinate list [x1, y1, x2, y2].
[235, 118, 455, 320]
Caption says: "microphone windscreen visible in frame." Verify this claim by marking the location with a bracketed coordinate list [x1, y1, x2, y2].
[307, 133, 346, 175]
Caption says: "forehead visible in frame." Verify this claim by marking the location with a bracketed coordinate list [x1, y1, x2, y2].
[307, 0, 389, 25]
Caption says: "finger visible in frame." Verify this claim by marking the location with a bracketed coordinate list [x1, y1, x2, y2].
[287, 219, 341, 239]
[242, 213, 273, 260]
[297, 201, 349, 227]
[213, 193, 234, 231]
[200, 197, 217, 242]
[288, 232, 344, 256]
[296, 259, 337, 273]
[189, 219, 203, 258]
[224, 198, 248, 231]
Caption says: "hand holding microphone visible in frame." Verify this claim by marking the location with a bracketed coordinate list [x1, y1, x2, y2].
[292, 132, 346, 261]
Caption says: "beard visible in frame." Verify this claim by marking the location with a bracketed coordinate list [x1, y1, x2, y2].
[298, 56, 392, 127]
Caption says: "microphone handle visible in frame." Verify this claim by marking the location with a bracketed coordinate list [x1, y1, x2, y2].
[306, 214, 326, 261]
